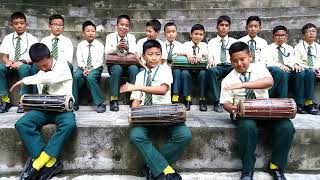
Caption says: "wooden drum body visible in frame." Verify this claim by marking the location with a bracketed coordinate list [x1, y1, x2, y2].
[172, 56, 207, 69]
[237, 98, 297, 119]
[20, 94, 74, 112]
[129, 104, 186, 126]
[106, 53, 139, 65]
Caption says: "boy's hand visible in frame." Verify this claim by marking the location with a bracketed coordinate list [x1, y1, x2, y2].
[11, 62, 23, 69]
[120, 82, 136, 93]
[5, 61, 13, 68]
[186, 54, 195, 63]
[232, 105, 238, 120]
[280, 65, 291, 72]
[83, 68, 90, 77]
[118, 42, 128, 50]
[10, 79, 24, 92]
[206, 61, 216, 69]
[315, 69, 320, 78]
[224, 82, 243, 91]
[292, 64, 303, 72]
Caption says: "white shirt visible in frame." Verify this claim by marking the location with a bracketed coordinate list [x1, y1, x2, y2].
[220, 63, 272, 105]
[40, 34, 74, 63]
[131, 64, 173, 105]
[261, 43, 298, 68]
[208, 35, 237, 64]
[164, 40, 184, 56]
[238, 35, 268, 63]
[76, 39, 104, 69]
[105, 32, 137, 54]
[23, 59, 73, 97]
[136, 37, 168, 60]
[294, 40, 320, 69]
[0, 32, 38, 61]
[182, 41, 208, 59]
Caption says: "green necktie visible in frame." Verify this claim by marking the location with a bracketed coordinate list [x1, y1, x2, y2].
[144, 70, 153, 106]
[220, 39, 227, 63]
[241, 73, 256, 99]
[42, 84, 49, 94]
[167, 43, 174, 64]
[86, 44, 93, 69]
[51, 38, 59, 60]
[14, 36, 21, 61]
[277, 46, 284, 65]
[192, 45, 198, 56]
[249, 39, 256, 63]
[307, 46, 314, 67]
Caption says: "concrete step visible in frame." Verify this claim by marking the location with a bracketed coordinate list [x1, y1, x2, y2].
[1, 172, 320, 180]
[0, 106, 319, 175]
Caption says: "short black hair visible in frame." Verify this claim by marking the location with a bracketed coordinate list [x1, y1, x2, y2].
[117, 14, 131, 25]
[246, 16, 261, 26]
[146, 19, 161, 33]
[49, 14, 64, 24]
[191, 24, 205, 33]
[301, 23, 317, 34]
[229, 42, 249, 56]
[164, 22, 177, 31]
[10, 12, 26, 22]
[82, 20, 96, 31]
[142, 40, 162, 54]
[217, 15, 231, 25]
[29, 43, 51, 63]
[272, 25, 288, 35]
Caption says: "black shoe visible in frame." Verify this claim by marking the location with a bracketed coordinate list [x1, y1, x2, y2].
[97, 103, 106, 113]
[213, 103, 223, 113]
[20, 158, 39, 180]
[172, 101, 179, 104]
[17, 104, 24, 113]
[110, 100, 119, 111]
[183, 100, 191, 111]
[268, 168, 286, 180]
[240, 171, 253, 180]
[199, 100, 207, 111]
[73, 105, 79, 111]
[297, 105, 307, 114]
[305, 104, 319, 115]
[0, 102, 11, 113]
[143, 165, 154, 180]
[38, 161, 64, 180]
[165, 173, 182, 180]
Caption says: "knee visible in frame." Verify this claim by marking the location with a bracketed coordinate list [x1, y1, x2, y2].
[181, 129, 192, 145]
[278, 121, 295, 136]
[128, 65, 139, 74]
[130, 128, 147, 145]
[237, 120, 257, 134]
[181, 70, 190, 78]
[111, 65, 123, 76]
[15, 118, 26, 132]
[173, 69, 181, 76]
[0, 64, 6, 72]
[86, 74, 96, 82]
[63, 115, 77, 131]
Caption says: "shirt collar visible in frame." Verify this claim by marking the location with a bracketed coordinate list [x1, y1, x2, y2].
[165, 40, 175, 45]
[85, 39, 95, 46]
[217, 34, 228, 42]
[303, 40, 315, 48]
[117, 33, 127, 41]
[50, 33, 63, 39]
[234, 64, 253, 77]
[190, 41, 198, 47]
[14, 31, 26, 39]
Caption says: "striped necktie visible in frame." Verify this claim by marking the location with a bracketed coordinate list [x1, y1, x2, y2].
[277, 46, 284, 65]
[307, 46, 314, 67]
[249, 39, 256, 63]
[167, 43, 174, 64]
[42, 84, 49, 94]
[192, 45, 198, 56]
[87, 44, 93, 69]
[52, 38, 59, 60]
[14, 36, 21, 61]
[144, 70, 153, 106]
[220, 39, 227, 63]
[241, 73, 256, 99]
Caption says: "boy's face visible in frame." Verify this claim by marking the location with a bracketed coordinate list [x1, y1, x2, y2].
[303, 27, 317, 43]
[11, 18, 27, 35]
[230, 50, 252, 73]
[117, 18, 130, 37]
[217, 20, 230, 38]
[83, 25, 96, 43]
[35, 57, 53, 72]
[272, 30, 288, 46]
[49, 19, 64, 36]
[146, 26, 158, 40]
[143, 47, 162, 69]
[246, 20, 261, 38]
[190, 29, 204, 44]
[164, 25, 177, 42]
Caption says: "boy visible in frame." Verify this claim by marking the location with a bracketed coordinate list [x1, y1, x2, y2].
[238, 16, 268, 63]
[0, 12, 38, 113]
[120, 40, 191, 180]
[207, 15, 237, 112]
[261, 25, 308, 114]
[11, 43, 76, 179]
[181, 24, 208, 111]
[136, 19, 167, 62]
[105, 14, 139, 111]
[220, 42, 294, 180]
[294, 23, 320, 114]
[163, 22, 185, 104]
[73, 21, 106, 113]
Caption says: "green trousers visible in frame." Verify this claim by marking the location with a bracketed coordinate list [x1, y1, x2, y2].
[0, 63, 31, 96]
[15, 110, 76, 158]
[130, 123, 192, 177]
[72, 66, 104, 106]
[108, 64, 139, 97]
[181, 69, 206, 97]
[267, 67, 287, 98]
[235, 118, 295, 172]
[207, 63, 233, 103]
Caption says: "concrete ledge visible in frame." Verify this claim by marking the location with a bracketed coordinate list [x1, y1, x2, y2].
[0, 106, 319, 175]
